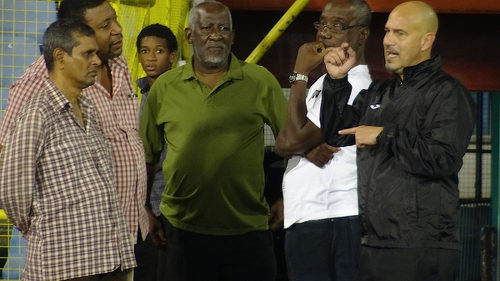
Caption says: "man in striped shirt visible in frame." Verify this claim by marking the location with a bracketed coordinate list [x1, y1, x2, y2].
[0, 0, 148, 252]
[0, 20, 135, 281]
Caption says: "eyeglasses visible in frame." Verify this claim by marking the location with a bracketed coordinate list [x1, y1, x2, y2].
[198, 25, 232, 36]
[313, 21, 365, 34]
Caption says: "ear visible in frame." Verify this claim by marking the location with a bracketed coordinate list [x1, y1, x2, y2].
[356, 27, 370, 48]
[185, 27, 193, 44]
[359, 27, 370, 42]
[421, 32, 435, 52]
[169, 50, 178, 64]
[53, 48, 66, 69]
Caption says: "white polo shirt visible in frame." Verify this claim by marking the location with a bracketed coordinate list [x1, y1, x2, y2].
[283, 65, 372, 228]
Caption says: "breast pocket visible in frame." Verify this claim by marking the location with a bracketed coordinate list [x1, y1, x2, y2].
[114, 92, 140, 130]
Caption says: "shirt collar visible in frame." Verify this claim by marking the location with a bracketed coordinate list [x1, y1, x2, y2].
[108, 55, 129, 71]
[400, 55, 441, 84]
[43, 80, 91, 111]
[136, 77, 150, 94]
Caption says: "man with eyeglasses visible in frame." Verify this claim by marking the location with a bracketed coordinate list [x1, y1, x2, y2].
[139, 1, 287, 281]
[274, 0, 371, 280]
[326, 1, 474, 280]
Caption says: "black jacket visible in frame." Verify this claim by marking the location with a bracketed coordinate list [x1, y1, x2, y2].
[319, 75, 360, 147]
[332, 56, 475, 249]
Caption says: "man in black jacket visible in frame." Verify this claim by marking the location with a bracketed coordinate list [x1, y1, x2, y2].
[325, 1, 475, 280]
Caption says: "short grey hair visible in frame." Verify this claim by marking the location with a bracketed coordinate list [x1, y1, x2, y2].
[43, 20, 95, 70]
[351, 0, 372, 26]
[187, 0, 233, 30]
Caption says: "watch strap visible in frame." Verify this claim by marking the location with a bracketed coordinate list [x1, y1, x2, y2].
[289, 72, 308, 84]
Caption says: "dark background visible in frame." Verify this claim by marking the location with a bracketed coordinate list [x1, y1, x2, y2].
[229, 10, 500, 91]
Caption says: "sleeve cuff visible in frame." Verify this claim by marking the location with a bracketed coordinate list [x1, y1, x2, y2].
[323, 75, 349, 89]
[377, 124, 397, 146]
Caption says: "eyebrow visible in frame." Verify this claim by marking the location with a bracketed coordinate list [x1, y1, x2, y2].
[100, 11, 117, 24]
[385, 26, 406, 32]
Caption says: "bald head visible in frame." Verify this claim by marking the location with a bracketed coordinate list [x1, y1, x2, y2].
[383, 1, 439, 78]
[391, 1, 438, 34]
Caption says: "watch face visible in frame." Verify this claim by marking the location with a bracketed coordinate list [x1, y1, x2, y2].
[289, 73, 296, 84]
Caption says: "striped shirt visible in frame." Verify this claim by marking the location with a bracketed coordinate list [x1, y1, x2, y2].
[0, 81, 136, 280]
[0, 56, 148, 242]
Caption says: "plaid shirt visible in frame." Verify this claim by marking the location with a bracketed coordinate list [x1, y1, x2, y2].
[0, 56, 148, 242]
[0, 81, 136, 280]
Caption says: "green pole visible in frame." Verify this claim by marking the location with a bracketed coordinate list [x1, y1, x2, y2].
[491, 92, 499, 280]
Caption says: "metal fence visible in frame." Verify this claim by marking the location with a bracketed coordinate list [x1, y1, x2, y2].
[0, 1, 496, 280]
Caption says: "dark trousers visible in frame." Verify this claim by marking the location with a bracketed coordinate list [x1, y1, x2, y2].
[134, 234, 159, 281]
[285, 216, 361, 281]
[157, 216, 277, 281]
[355, 246, 460, 281]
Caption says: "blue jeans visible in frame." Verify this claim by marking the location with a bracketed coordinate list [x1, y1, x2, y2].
[285, 216, 361, 281]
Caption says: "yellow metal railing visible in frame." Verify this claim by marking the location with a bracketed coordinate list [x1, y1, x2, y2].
[0, 210, 7, 221]
[245, 0, 311, 64]
[1, 209, 23, 280]
[0, 1, 313, 280]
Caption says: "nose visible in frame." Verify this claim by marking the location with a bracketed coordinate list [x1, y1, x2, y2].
[110, 19, 122, 35]
[92, 53, 102, 66]
[317, 28, 332, 40]
[383, 31, 393, 47]
[146, 52, 157, 61]
[208, 31, 224, 40]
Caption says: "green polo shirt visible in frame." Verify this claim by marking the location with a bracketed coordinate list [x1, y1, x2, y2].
[140, 53, 287, 235]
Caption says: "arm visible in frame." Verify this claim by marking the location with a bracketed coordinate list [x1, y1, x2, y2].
[0, 57, 47, 146]
[274, 42, 329, 158]
[263, 147, 285, 230]
[145, 164, 166, 246]
[304, 143, 340, 167]
[380, 83, 475, 177]
[276, 42, 360, 158]
[0, 105, 44, 233]
[339, 125, 383, 148]
[341, 82, 475, 177]
[139, 85, 167, 245]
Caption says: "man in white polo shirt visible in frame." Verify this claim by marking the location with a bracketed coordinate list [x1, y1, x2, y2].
[275, 0, 372, 280]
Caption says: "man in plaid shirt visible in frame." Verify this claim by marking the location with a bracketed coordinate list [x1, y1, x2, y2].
[0, 20, 135, 281]
[0, 0, 148, 257]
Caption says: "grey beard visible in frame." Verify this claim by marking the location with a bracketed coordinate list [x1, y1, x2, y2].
[202, 54, 227, 67]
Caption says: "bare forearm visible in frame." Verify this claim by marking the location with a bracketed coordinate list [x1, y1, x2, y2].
[145, 164, 155, 209]
[276, 41, 332, 155]
[277, 75, 324, 153]
[287, 80, 309, 130]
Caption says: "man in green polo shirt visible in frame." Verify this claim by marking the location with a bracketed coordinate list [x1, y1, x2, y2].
[139, 1, 287, 280]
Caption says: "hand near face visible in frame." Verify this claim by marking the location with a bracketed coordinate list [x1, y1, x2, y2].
[294, 41, 333, 75]
[323, 42, 357, 79]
